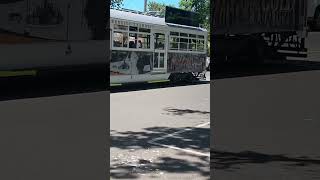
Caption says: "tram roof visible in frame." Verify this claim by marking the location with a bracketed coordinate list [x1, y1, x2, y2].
[110, 9, 207, 32]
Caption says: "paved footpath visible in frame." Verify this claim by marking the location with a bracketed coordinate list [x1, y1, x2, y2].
[111, 79, 210, 179]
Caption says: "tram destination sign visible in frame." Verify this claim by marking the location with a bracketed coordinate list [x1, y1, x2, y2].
[165, 6, 201, 27]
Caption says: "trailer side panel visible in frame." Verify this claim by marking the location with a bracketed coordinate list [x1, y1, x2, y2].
[213, 0, 307, 34]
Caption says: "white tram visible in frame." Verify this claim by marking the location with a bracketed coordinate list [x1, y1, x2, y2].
[110, 8, 208, 84]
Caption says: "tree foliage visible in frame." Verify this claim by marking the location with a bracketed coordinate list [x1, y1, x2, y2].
[179, 0, 209, 29]
[148, 1, 165, 16]
[147, 1, 175, 17]
[111, 0, 123, 9]
[84, 1, 108, 39]
[179, 0, 210, 55]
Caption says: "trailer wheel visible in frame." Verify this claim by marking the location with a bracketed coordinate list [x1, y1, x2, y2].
[249, 37, 266, 64]
[185, 72, 198, 83]
[213, 56, 227, 65]
[169, 73, 198, 84]
[169, 73, 184, 84]
[314, 6, 320, 30]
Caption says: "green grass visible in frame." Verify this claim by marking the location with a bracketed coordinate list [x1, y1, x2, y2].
[0, 70, 37, 77]
[147, 79, 170, 83]
[110, 83, 122, 87]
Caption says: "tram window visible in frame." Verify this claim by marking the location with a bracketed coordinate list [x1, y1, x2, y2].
[170, 32, 179, 36]
[180, 37, 188, 43]
[179, 38, 188, 51]
[180, 43, 188, 50]
[170, 37, 179, 50]
[198, 35, 205, 39]
[198, 45, 204, 51]
[114, 24, 128, 30]
[139, 28, 151, 33]
[170, 43, 179, 50]
[137, 34, 150, 48]
[155, 33, 165, 49]
[159, 53, 164, 68]
[190, 39, 197, 44]
[154, 53, 158, 68]
[129, 26, 138, 31]
[197, 39, 205, 51]
[189, 39, 197, 51]
[113, 31, 128, 47]
[189, 43, 197, 51]
[129, 33, 137, 48]
[180, 33, 188, 37]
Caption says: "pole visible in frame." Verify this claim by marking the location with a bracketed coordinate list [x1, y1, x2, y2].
[144, 0, 147, 12]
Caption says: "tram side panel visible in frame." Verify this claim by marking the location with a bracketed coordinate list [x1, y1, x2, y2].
[167, 52, 206, 73]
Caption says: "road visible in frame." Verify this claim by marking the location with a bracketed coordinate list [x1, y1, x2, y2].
[212, 32, 320, 179]
[110, 74, 210, 179]
[0, 71, 108, 180]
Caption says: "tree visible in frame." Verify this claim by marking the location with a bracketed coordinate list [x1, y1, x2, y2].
[147, 1, 174, 17]
[111, 0, 123, 9]
[85, 1, 108, 39]
[179, 0, 209, 29]
[179, 0, 210, 56]
[148, 1, 165, 16]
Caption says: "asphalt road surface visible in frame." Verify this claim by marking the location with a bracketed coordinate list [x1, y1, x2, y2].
[0, 71, 108, 180]
[111, 74, 210, 179]
[212, 32, 320, 179]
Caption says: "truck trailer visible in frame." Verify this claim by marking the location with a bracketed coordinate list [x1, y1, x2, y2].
[212, 0, 316, 64]
[0, 0, 108, 75]
[307, 0, 320, 30]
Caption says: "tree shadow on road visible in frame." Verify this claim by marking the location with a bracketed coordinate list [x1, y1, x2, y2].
[213, 60, 320, 80]
[163, 108, 210, 116]
[110, 81, 209, 93]
[111, 126, 210, 179]
[211, 149, 320, 171]
[111, 156, 210, 179]
[0, 70, 107, 102]
[111, 126, 210, 153]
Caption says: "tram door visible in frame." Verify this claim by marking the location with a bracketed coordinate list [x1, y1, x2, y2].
[153, 31, 167, 72]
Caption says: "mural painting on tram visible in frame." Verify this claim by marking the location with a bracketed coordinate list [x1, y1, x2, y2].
[110, 50, 153, 75]
[167, 53, 206, 73]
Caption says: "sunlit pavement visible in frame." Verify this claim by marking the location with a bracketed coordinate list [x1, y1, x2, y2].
[0, 67, 108, 180]
[0, 91, 108, 180]
[111, 80, 210, 179]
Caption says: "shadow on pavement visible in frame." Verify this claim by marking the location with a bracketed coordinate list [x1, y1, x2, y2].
[213, 60, 320, 80]
[211, 149, 320, 171]
[111, 156, 209, 179]
[0, 70, 107, 102]
[110, 80, 209, 93]
[111, 126, 209, 153]
[111, 126, 210, 179]
[164, 108, 210, 116]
